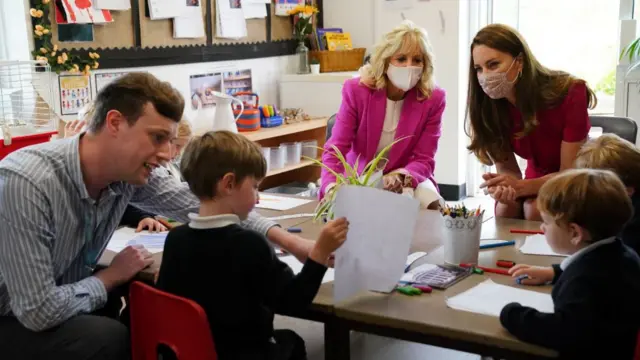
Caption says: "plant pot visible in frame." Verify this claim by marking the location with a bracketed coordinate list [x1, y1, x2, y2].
[310, 64, 320, 74]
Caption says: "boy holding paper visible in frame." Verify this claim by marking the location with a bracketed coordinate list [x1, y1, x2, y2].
[500, 169, 640, 359]
[574, 133, 640, 255]
[155, 130, 349, 360]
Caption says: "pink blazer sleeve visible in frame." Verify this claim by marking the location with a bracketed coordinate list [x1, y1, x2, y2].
[320, 80, 359, 196]
[402, 89, 445, 187]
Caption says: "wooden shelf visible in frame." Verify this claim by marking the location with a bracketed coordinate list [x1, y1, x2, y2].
[266, 159, 316, 177]
[242, 118, 328, 142]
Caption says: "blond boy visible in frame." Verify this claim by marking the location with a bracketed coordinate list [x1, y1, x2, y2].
[574, 133, 640, 254]
[155, 131, 349, 360]
[499, 169, 640, 359]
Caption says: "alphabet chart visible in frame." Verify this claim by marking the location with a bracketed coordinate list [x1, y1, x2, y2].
[59, 74, 92, 116]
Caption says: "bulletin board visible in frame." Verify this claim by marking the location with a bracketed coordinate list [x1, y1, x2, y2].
[31, 0, 319, 69]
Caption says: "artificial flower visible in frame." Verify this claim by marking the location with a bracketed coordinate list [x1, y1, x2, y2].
[71, 64, 80, 72]
[40, 47, 48, 54]
[62, 53, 68, 61]
[57, 55, 64, 64]
[29, 8, 39, 17]
[42, 0, 51, 4]
[36, 10, 44, 17]
[42, 28, 50, 34]
[34, 30, 43, 37]
[92, 62, 99, 69]
[35, 25, 44, 31]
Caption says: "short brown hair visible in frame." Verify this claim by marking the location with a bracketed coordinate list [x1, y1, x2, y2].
[575, 133, 640, 190]
[180, 130, 266, 199]
[538, 169, 632, 241]
[88, 72, 185, 133]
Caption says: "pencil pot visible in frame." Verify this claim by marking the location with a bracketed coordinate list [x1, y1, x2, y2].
[442, 214, 484, 265]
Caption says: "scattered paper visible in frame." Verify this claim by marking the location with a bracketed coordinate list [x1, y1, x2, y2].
[446, 279, 554, 317]
[255, 194, 312, 211]
[266, 213, 315, 221]
[106, 227, 167, 254]
[148, 0, 187, 20]
[333, 186, 420, 303]
[94, 0, 131, 10]
[280, 255, 334, 283]
[241, 0, 268, 19]
[173, 0, 205, 38]
[519, 234, 567, 257]
[127, 233, 168, 253]
[216, 0, 248, 39]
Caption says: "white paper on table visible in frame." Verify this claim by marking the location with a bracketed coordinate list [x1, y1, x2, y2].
[216, 0, 248, 39]
[266, 213, 315, 221]
[241, 0, 268, 18]
[446, 279, 554, 317]
[279, 255, 334, 284]
[94, 0, 130, 10]
[519, 234, 568, 257]
[173, 1, 205, 38]
[106, 227, 166, 254]
[127, 233, 168, 254]
[148, 0, 187, 20]
[333, 185, 420, 303]
[255, 194, 312, 211]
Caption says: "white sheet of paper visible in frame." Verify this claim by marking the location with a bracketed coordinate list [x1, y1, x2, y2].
[446, 279, 554, 317]
[279, 255, 334, 283]
[241, 0, 267, 18]
[412, 209, 444, 249]
[266, 213, 315, 221]
[173, 2, 205, 38]
[216, 0, 248, 39]
[333, 186, 420, 303]
[255, 194, 312, 211]
[106, 227, 167, 254]
[127, 233, 168, 253]
[519, 234, 568, 257]
[148, 0, 187, 20]
[94, 0, 130, 10]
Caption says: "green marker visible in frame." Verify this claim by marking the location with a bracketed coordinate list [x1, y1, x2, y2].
[397, 286, 422, 296]
[473, 267, 484, 275]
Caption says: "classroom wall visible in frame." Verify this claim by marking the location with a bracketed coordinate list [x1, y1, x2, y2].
[324, 0, 473, 188]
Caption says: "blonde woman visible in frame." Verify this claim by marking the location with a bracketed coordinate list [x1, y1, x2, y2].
[166, 118, 193, 181]
[320, 20, 446, 208]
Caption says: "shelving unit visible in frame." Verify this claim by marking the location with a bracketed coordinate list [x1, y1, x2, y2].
[240, 117, 328, 190]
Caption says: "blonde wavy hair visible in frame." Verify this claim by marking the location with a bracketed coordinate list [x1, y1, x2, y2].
[359, 20, 436, 99]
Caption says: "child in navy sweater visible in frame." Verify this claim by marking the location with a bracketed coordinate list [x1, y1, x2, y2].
[500, 169, 640, 359]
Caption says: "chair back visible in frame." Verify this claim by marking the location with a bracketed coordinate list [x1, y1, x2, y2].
[326, 113, 337, 141]
[589, 115, 638, 144]
[129, 281, 218, 360]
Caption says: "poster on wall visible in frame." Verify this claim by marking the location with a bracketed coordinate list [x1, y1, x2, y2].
[59, 74, 92, 116]
[189, 72, 223, 110]
[95, 72, 129, 94]
[222, 69, 253, 101]
[274, 0, 304, 16]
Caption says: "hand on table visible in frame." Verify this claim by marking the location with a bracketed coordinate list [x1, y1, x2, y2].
[508, 264, 554, 286]
[136, 217, 167, 232]
[95, 244, 154, 291]
[487, 185, 517, 204]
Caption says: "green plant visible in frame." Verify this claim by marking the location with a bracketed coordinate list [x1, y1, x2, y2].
[595, 69, 616, 96]
[310, 58, 320, 65]
[620, 37, 640, 74]
[304, 136, 409, 221]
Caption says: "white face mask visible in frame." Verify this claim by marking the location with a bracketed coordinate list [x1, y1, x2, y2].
[386, 63, 423, 91]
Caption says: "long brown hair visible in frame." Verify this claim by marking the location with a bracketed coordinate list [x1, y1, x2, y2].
[465, 24, 597, 165]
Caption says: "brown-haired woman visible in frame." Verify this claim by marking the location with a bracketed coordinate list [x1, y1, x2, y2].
[466, 24, 596, 221]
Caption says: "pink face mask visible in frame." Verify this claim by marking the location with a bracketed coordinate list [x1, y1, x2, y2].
[477, 57, 519, 100]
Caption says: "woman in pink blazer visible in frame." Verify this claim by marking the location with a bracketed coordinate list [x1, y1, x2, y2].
[320, 20, 446, 209]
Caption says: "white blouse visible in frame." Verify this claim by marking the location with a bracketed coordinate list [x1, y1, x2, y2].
[376, 98, 404, 155]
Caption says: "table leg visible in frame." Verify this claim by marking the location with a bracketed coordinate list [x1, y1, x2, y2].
[324, 318, 350, 360]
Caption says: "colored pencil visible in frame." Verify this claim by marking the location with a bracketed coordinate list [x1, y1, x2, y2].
[510, 229, 543, 235]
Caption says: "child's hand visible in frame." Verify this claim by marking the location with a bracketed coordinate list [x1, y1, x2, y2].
[309, 217, 349, 264]
[508, 264, 554, 285]
[136, 218, 167, 232]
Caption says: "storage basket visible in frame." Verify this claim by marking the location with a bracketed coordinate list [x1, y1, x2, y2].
[309, 48, 366, 73]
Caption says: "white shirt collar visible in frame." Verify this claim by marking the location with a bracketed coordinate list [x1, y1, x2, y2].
[188, 213, 241, 229]
[560, 236, 616, 271]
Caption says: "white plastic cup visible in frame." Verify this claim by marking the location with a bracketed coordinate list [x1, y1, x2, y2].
[282, 142, 302, 165]
[442, 214, 484, 265]
[301, 140, 318, 159]
[269, 146, 285, 170]
[261, 147, 271, 173]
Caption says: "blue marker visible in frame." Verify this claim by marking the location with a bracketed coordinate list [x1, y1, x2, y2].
[479, 240, 515, 250]
[287, 227, 302, 233]
[515, 275, 530, 285]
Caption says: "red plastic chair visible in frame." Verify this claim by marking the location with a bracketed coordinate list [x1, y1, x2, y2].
[129, 281, 218, 360]
[635, 330, 640, 360]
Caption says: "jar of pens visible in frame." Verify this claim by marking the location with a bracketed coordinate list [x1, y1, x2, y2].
[441, 204, 485, 265]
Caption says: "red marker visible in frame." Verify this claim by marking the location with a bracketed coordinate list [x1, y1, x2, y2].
[412, 285, 433, 293]
[496, 260, 516, 268]
[510, 229, 543, 235]
[460, 263, 510, 276]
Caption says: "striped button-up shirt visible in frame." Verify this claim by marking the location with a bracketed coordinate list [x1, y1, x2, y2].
[0, 135, 276, 331]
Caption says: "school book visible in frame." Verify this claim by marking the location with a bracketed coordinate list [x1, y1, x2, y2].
[315, 27, 342, 50]
[325, 32, 353, 51]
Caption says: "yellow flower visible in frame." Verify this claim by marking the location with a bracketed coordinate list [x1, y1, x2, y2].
[29, 8, 39, 17]
[92, 61, 99, 69]
[62, 52, 68, 61]
[53, 44, 58, 52]
[287, 4, 304, 15]
[71, 64, 80, 72]
[34, 30, 43, 37]
[42, 28, 49, 34]
[39, 47, 48, 54]
[35, 25, 44, 31]
[42, 0, 50, 4]
[57, 56, 64, 64]
[50, 51, 56, 57]
[84, 64, 91, 72]
[37, 10, 44, 17]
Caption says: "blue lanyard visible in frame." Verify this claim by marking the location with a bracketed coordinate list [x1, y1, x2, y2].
[83, 195, 102, 270]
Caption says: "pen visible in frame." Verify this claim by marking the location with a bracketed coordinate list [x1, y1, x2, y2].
[459, 263, 510, 276]
[156, 218, 174, 230]
[510, 229, 544, 235]
[479, 240, 515, 249]
[287, 227, 302, 233]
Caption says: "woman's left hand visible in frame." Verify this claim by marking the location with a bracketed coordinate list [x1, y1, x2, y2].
[383, 173, 403, 193]
[480, 173, 521, 194]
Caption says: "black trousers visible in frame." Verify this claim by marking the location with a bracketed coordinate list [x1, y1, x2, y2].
[0, 284, 131, 360]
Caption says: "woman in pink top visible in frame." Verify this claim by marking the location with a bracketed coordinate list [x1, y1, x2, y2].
[467, 24, 596, 221]
[320, 20, 446, 209]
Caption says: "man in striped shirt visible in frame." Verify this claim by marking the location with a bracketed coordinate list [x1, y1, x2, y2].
[0, 73, 314, 360]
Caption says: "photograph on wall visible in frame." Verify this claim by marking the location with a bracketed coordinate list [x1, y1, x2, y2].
[189, 72, 223, 110]
[274, 0, 304, 16]
[222, 69, 252, 100]
[95, 72, 129, 94]
[59, 74, 92, 116]
[228, 0, 241, 9]
[187, 0, 199, 5]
